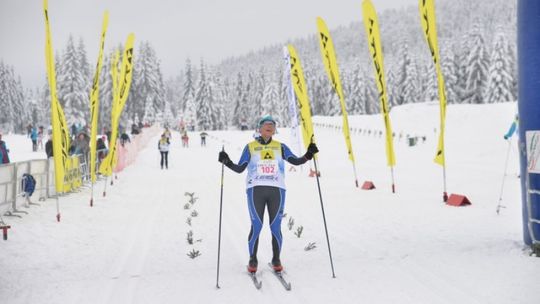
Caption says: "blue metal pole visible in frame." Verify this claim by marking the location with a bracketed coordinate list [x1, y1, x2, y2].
[518, 0, 540, 246]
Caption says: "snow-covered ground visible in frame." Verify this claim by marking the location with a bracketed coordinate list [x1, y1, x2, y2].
[1, 102, 538, 304]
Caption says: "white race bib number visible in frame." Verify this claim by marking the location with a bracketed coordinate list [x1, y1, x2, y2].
[257, 160, 277, 176]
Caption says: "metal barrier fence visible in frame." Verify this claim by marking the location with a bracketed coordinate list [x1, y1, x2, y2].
[0, 148, 108, 218]
[0, 127, 159, 239]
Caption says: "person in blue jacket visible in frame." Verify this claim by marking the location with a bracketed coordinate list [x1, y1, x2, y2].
[218, 115, 319, 273]
[0, 133, 10, 164]
[30, 127, 38, 152]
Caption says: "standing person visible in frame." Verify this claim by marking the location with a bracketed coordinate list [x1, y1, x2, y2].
[45, 137, 53, 158]
[181, 130, 189, 148]
[120, 131, 131, 147]
[30, 127, 38, 152]
[217, 115, 319, 273]
[200, 131, 208, 147]
[164, 127, 172, 139]
[37, 126, 44, 150]
[158, 133, 170, 169]
[0, 134, 10, 164]
[26, 124, 33, 138]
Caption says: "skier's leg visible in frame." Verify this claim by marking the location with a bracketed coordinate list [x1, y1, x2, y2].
[160, 152, 164, 168]
[268, 187, 285, 263]
[165, 152, 168, 168]
[247, 187, 265, 258]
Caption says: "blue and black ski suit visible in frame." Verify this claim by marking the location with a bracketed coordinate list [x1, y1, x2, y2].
[224, 136, 308, 261]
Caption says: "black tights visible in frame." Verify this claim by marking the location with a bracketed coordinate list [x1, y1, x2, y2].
[160, 151, 168, 168]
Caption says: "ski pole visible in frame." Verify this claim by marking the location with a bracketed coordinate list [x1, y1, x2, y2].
[496, 138, 513, 214]
[216, 146, 225, 289]
[312, 156, 336, 278]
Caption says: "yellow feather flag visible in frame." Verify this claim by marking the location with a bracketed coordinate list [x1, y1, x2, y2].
[316, 17, 356, 163]
[90, 11, 109, 183]
[286, 45, 315, 150]
[419, 0, 446, 166]
[43, 0, 71, 192]
[99, 35, 135, 176]
[361, 0, 396, 167]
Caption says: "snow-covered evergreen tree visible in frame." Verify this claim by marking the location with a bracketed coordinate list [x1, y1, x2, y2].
[423, 63, 439, 103]
[232, 72, 250, 128]
[127, 41, 166, 124]
[98, 50, 114, 133]
[440, 46, 459, 104]
[0, 62, 28, 132]
[180, 58, 196, 127]
[396, 42, 420, 105]
[57, 35, 89, 127]
[483, 30, 515, 103]
[261, 70, 281, 121]
[195, 59, 217, 130]
[463, 23, 490, 104]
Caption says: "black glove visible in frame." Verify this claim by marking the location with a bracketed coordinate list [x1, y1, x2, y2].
[218, 151, 231, 164]
[503, 135, 508, 140]
[304, 143, 319, 160]
[307, 143, 319, 154]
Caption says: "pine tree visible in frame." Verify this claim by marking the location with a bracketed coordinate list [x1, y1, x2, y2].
[127, 41, 166, 124]
[463, 23, 490, 104]
[195, 59, 215, 131]
[57, 35, 89, 127]
[440, 46, 459, 104]
[98, 50, 114, 133]
[346, 64, 364, 115]
[423, 63, 439, 103]
[232, 72, 249, 128]
[261, 71, 281, 121]
[0, 63, 28, 132]
[181, 58, 196, 126]
[483, 30, 515, 103]
[395, 42, 420, 105]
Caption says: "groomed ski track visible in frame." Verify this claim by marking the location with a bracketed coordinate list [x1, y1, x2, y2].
[1, 103, 538, 303]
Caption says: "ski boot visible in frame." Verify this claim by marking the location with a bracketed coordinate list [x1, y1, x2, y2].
[247, 255, 258, 273]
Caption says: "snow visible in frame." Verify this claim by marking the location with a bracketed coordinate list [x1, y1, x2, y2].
[1, 102, 538, 303]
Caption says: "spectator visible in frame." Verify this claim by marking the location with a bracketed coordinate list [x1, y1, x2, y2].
[131, 123, 140, 135]
[31, 127, 38, 151]
[200, 131, 208, 147]
[26, 123, 33, 138]
[0, 134, 10, 164]
[120, 132, 131, 147]
[45, 138, 53, 158]
[37, 126, 44, 150]
[181, 130, 189, 148]
[158, 133, 170, 169]
[71, 123, 77, 140]
[96, 137, 107, 160]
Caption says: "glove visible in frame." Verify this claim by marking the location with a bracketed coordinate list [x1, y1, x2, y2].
[503, 135, 508, 140]
[218, 151, 231, 164]
[304, 143, 319, 160]
[307, 143, 319, 154]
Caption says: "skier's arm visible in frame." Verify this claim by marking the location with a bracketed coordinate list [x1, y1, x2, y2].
[281, 144, 308, 165]
[219, 145, 249, 173]
[282, 143, 318, 165]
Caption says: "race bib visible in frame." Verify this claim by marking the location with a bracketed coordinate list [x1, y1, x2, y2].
[257, 160, 278, 176]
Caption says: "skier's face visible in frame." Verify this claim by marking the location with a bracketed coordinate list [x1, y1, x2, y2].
[259, 122, 275, 139]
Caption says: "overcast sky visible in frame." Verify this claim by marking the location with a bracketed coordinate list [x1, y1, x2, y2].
[0, 0, 416, 88]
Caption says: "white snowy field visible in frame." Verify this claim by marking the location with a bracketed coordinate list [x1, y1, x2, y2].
[1, 102, 538, 304]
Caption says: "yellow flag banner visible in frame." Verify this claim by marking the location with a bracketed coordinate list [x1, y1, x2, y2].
[90, 11, 109, 183]
[419, 0, 446, 166]
[99, 35, 135, 176]
[361, 0, 396, 167]
[286, 45, 315, 151]
[316, 17, 355, 163]
[44, 0, 71, 193]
